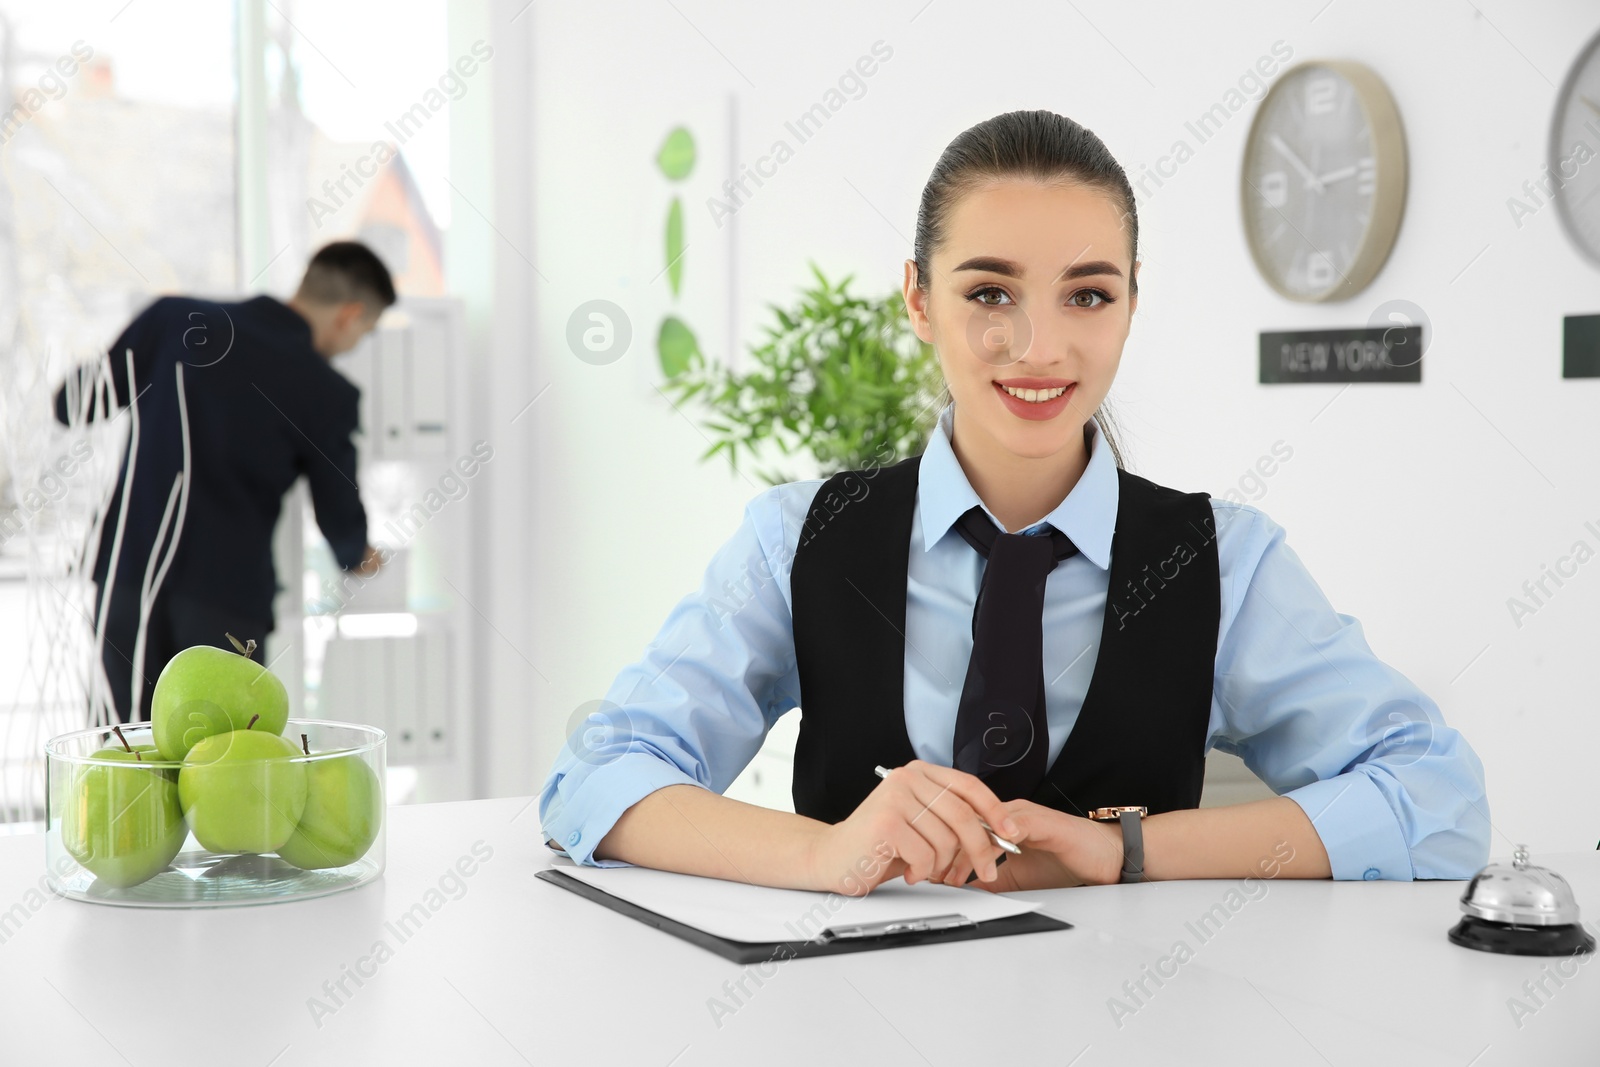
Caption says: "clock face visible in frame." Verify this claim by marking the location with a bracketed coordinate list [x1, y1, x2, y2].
[1241, 61, 1407, 302]
[1551, 29, 1600, 270]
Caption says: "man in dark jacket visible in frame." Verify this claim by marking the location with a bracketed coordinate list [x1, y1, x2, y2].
[54, 241, 395, 722]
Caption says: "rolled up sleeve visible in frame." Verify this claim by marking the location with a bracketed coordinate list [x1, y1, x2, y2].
[1207, 502, 1492, 881]
[538, 483, 805, 867]
[540, 753, 708, 868]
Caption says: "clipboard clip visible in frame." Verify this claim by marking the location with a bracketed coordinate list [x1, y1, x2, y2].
[820, 912, 975, 941]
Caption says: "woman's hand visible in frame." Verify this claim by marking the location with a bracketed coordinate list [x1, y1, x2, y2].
[938, 799, 1125, 892]
[803, 760, 1015, 896]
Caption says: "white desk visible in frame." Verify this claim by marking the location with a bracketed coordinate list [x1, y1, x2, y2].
[0, 797, 1593, 1066]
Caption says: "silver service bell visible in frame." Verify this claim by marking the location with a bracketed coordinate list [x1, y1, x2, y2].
[1448, 845, 1596, 957]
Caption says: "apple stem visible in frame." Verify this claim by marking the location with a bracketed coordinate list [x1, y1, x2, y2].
[225, 632, 258, 658]
[301, 733, 310, 756]
[247, 714, 260, 730]
[111, 725, 132, 752]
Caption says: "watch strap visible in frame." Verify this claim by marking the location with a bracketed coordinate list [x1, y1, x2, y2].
[1118, 809, 1145, 884]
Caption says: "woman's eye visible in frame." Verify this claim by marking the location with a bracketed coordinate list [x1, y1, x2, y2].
[967, 286, 1013, 307]
[1070, 289, 1112, 309]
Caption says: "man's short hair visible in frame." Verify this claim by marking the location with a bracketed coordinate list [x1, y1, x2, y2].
[296, 241, 397, 312]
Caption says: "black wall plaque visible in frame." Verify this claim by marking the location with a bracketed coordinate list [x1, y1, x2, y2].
[1563, 314, 1600, 378]
[1258, 326, 1423, 384]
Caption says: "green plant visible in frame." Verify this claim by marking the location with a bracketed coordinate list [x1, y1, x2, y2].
[661, 263, 944, 485]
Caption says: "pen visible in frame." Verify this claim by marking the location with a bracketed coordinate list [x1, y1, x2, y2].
[872, 765, 1022, 854]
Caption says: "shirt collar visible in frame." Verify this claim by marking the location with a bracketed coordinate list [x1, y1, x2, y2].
[916, 402, 1117, 570]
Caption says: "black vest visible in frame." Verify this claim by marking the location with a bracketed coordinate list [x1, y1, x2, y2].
[788, 453, 1220, 824]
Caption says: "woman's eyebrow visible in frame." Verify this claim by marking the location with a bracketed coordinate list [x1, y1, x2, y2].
[952, 256, 1124, 282]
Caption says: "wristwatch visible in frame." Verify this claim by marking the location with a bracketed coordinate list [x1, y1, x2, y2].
[1088, 805, 1148, 883]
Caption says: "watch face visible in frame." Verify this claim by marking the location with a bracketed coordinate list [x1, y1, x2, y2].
[1551, 29, 1600, 269]
[1241, 61, 1406, 302]
[1093, 806, 1147, 819]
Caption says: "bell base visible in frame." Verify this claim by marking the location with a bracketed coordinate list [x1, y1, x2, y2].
[1448, 915, 1597, 957]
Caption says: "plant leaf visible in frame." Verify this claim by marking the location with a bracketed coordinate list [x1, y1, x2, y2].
[666, 264, 942, 474]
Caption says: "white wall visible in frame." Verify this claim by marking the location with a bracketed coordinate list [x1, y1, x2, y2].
[491, 0, 1600, 857]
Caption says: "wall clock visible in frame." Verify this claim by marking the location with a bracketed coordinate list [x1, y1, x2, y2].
[1241, 60, 1408, 302]
[1551, 26, 1600, 271]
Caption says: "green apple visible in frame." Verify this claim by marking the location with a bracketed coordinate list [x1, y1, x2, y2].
[101, 725, 169, 776]
[152, 634, 288, 762]
[178, 717, 308, 854]
[62, 735, 187, 888]
[276, 734, 382, 870]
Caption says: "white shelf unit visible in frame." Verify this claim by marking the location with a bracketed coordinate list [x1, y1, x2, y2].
[279, 296, 477, 803]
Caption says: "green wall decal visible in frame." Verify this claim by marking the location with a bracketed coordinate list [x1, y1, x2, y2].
[655, 124, 699, 379]
[656, 126, 697, 181]
[665, 197, 685, 299]
[657, 315, 701, 379]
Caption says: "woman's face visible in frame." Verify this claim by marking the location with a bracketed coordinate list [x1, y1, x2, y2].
[904, 178, 1137, 461]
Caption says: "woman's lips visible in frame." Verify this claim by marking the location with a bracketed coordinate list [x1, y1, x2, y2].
[993, 379, 1075, 421]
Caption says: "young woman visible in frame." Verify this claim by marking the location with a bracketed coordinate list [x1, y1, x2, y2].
[538, 110, 1490, 896]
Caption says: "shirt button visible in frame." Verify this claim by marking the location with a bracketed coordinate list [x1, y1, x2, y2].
[1363, 867, 1380, 881]
[566, 830, 582, 847]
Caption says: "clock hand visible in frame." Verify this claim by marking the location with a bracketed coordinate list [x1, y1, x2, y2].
[1314, 164, 1359, 185]
[1269, 133, 1325, 193]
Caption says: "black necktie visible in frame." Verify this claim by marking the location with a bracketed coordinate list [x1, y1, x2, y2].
[950, 505, 1078, 800]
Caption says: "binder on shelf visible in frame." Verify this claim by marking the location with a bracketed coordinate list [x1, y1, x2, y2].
[535, 865, 1072, 964]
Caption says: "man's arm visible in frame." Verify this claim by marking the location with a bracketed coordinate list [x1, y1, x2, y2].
[300, 383, 370, 572]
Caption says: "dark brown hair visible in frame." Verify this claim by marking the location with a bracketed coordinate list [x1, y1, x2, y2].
[912, 109, 1135, 469]
[297, 240, 398, 312]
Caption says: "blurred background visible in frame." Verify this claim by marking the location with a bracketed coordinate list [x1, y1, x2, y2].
[0, 0, 1597, 857]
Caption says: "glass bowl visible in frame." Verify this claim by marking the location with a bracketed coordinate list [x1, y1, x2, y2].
[45, 719, 385, 907]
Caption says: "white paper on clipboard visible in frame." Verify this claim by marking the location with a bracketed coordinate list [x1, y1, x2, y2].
[546, 858, 1043, 943]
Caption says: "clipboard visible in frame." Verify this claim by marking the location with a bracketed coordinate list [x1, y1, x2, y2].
[536, 868, 1073, 964]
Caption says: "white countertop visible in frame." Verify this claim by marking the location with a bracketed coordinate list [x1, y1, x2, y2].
[0, 796, 1593, 1066]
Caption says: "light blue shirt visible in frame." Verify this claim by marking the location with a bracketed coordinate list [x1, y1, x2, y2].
[539, 404, 1490, 881]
